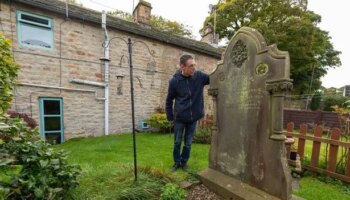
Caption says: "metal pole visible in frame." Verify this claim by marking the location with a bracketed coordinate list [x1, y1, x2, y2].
[128, 38, 137, 181]
[213, 6, 216, 43]
[306, 62, 316, 110]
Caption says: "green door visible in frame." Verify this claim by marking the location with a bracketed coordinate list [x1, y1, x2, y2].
[39, 98, 64, 144]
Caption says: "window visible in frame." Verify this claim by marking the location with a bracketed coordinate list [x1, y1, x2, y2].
[39, 98, 64, 144]
[17, 11, 53, 49]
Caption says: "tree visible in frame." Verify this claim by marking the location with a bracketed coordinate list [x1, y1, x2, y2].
[204, 0, 341, 94]
[310, 90, 321, 110]
[58, 0, 82, 6]
[108, 9, 134, 21]
[108, 10, 193, 38]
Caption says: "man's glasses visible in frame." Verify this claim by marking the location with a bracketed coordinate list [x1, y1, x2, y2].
[185, 64, 196, 68]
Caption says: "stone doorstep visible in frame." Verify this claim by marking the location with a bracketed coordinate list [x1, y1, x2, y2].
[197, 168, 303, 200]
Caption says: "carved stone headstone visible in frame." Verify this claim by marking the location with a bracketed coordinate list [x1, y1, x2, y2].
[198, 27, 293, 200]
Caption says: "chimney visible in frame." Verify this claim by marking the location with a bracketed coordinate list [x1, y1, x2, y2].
[200, 23, 219, 46]
[133, 0, 152, 27]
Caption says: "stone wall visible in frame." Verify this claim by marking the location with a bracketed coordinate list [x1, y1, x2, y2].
[1, 1, 219, 139]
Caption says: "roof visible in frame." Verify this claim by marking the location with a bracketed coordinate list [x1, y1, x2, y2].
[13, 0, 221, 58]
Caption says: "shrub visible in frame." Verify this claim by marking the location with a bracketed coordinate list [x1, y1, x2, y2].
[0, 33, 19, 114]
[7, 111, 38, 128]
[323, 96, 350, 111]
[160, 183, 187, 200]
[193, 116, 213, 144]
[0, 115, 81, 200]
[147, 113, 170, 130]
[193, 127, 212, 144]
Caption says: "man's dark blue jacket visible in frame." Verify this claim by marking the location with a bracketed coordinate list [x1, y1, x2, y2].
[166, 70, 209, 123]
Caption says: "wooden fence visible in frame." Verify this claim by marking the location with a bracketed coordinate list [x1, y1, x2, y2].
[285, 122, 350, 183]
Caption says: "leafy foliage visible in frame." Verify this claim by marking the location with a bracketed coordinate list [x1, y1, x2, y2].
[193, 128, 212, 144]
[147, 113, 170, 129]
[310, 90, 322, 111]
[58, 0, 82, 6]
[0, 116, 80, 200]
[0, 33, 19, 114]
[323, 96, 350, 111]
[108, 10, 193, 38]
[160, 183, 187, 200]
[193, 116, 213, 144]
[7, 111, 38, 129]
[108, 9, 134, 21]
[150, 15, 193, 38]
[331, 103, 350, 137]
[204, 0, 341, 94]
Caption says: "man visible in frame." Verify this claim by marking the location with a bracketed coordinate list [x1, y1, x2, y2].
[166, 54, 209, 172]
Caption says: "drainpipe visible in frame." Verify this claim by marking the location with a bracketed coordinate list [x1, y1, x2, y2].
[101, 11, 110, 135]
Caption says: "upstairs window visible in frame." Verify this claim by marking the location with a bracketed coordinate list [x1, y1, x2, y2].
[17, 11, 53, 49]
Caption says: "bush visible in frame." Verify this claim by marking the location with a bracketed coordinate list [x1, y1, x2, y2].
[193, 127, 212, 144]
[160, 183, 187, 200]
[0, 33, 19, 114]
[7, 111, 38, 129]
[323, 96, 350, 111]
[146, 113, 170, 130]
[0, 115, 81, 200]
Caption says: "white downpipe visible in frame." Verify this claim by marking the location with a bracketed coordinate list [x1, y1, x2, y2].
[102, 11, 110, 136]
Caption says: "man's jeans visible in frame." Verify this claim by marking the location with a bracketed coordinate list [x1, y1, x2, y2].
[173, 121, 197, 164]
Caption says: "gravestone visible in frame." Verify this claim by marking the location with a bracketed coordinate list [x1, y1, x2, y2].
[198, 27, 293, 200]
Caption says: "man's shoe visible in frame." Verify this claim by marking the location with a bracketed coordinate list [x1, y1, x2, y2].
[182, 162, 188, 171]
[171, 162, 181, 172]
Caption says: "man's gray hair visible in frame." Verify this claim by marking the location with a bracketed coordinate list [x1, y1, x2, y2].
[180, 54, 193, 66]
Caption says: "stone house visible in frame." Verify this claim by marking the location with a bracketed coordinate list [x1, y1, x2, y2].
[1, 0, 220, 143]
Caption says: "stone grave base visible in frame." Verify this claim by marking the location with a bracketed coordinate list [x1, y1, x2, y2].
[198, 168, 303, 200]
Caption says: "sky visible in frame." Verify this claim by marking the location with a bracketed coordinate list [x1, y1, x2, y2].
[76, 0, 349, 88]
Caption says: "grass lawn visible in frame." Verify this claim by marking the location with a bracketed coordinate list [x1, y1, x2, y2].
[54, 132, 208, 199]
[55, 133, 350, 199]
[294, 176, 350, 200]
